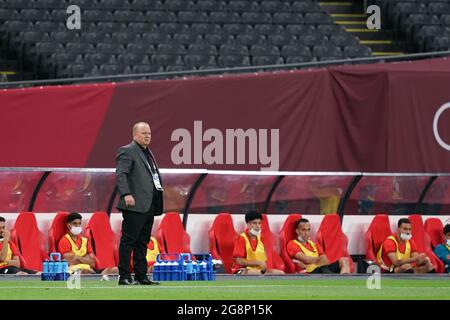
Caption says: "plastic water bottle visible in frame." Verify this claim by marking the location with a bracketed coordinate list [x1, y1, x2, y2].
[160, 261, 167, 281]
[186, 260, 193, 281]
[200, 262, 208, 281]
[172, 260, 179, 281]
[153, 261, 160, 281]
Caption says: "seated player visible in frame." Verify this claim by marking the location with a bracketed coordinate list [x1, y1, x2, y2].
[231, 211, 284, 275]
[287, 218, 350, 274]
[58, 212, 118, 275]
[377, 218, 435, 273]
[0, 216, 36, 275]
[434, 224, 450, 273]
[146, 236, 162, 273]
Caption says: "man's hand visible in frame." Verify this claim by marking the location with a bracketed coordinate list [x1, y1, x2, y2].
[124, 195, 135, 207]
[2, 230, 10, 242]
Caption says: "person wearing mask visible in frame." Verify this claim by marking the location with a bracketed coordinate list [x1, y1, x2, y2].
[58, 212, 118, 275]
[286, 218, 350, 274]
[377, 218, 435, 273]
[231, 211, 284, 275]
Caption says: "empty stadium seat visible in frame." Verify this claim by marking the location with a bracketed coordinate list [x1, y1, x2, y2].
[278, 213, 302, 274]
[315, 214, 355, 272]
[364, 214, 392, 263]
[85, 212, 118, 269]
[156, 212, 192, 254]
[261, 214, 285, 272]
[10, 212, 47, 271]
[48, 211, 70, 253]
[208, 213, 238, 273]
[408, 214, 444, 272]
[424, 218, 444, 250]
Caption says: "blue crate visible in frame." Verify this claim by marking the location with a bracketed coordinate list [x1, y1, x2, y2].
[153, 253, 215, 282]
[41, 252, 69, 281]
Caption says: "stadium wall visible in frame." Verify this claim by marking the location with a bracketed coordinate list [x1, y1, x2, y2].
[1, 57, 450, 172]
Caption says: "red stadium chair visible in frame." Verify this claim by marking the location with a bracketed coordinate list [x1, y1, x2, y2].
[156, 212, 192, 255]
[85, 211, 118, 269]
[408, 214, 444, 273]
[261, 214, 285, 272]
[365, 214, 392, 263]
[278, 213, 302, 273]
[48, 211, 69, 253]
[424, 218, 444, 250]
[9, 212, 47, 271]
[315, 214, 355, 272]
[208, 213, 238, 273]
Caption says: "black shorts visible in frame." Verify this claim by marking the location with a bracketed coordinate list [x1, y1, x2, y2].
[0, 266, 37, 274]
[311, 261, 341, 274]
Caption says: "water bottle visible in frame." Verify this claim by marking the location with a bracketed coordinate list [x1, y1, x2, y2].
[172, 260, 179, 281]
[200, 262, 208, 281]
[186, 260, 193, 281]
[160, 261, 167, 281]
[153, 261, 160, 281]
[43, 260, 49, 274]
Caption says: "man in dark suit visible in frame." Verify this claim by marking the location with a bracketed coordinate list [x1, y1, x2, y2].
[116, 122, 164, 285]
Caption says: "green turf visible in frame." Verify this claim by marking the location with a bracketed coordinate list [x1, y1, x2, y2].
[1, 277, 450, 300]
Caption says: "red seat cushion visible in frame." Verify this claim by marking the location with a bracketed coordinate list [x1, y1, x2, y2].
[85, 211, 118, 269]
[156, 212, 192, 255]
[316, 214, 355, 272]
[261, 214, 285, 272]
[365, 214, 392, 262]
[10, 212, 47, 271]
[424, 218, 444, 249]
[279, 213, 302, 273]
[48, 211, 69, 253]
[208, 213, 237, 273]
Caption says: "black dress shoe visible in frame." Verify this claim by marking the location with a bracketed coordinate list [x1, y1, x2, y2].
[135, 278, 160, 285]
[118, 278, 136, 285]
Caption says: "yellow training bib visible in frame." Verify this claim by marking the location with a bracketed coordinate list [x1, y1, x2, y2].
[241, 232, 267, 271]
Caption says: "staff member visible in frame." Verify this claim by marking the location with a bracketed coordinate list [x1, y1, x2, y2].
[116, 122, 164, 285]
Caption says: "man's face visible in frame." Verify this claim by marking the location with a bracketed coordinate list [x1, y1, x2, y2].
[0, 222, 5, 238]
[444, 232, 450, 243]
[67, 219, 81, 232]
[398, 223, 412, 236]
[296, 222, 311, 241]
[133, 124, 151, 147]
[248, 219, 262, 231]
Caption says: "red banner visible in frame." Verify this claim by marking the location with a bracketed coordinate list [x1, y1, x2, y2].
[0, 58, 449, 172]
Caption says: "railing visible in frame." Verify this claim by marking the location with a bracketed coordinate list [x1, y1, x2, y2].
[1, 167, 450, 227]
[1, 50, 450, 89]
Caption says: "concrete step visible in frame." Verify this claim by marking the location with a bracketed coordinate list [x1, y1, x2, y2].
[320, 1, 358, 14]
[359, 40, 406, 52]
[345, 28, 394, 40]
[331, 13, 368, 21]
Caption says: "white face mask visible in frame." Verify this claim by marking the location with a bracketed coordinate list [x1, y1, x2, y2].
[298, 236, 307, 243]
[71, 226, 82, 236]
[446, 239, 450, 247]
[249, 228, 261, 237]
[400, 232, 412, 241]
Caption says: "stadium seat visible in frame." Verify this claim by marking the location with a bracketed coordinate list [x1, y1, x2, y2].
[278, 213, 302, 274]
[408, 214, 444, 273]
[424, 218, 444, 250]
[315, 214, 355, 272]
[364, 214, 392, 263]
[85, 212, 118, 269]
[156, 212, 192, 254]
[261, 214, 285, 272]
[48, 211, 70, 253]
[132, 0, 163, 11]
[208, 213, 238, 273]
[10, 212, 47, 271]
[197, 0, 227, 12]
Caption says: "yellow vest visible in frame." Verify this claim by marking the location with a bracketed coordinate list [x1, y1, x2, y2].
[0, 242, 13, 267]
[293, 239, 320, 273]
[146, 237, 160, 263]
[241, 232, 267, 270]
[377, 235, 411, 268]
[65, 234, 92, 273]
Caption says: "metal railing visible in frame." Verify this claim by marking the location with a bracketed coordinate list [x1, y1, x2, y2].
[1, 50, 449, 89]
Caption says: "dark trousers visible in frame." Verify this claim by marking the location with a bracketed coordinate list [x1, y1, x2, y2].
[118, 209, 154, 280]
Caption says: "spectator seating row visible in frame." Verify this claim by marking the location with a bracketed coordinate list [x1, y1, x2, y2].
[6, 211, 447, 273]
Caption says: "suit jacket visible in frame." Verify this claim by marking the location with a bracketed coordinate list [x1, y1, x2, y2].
[115, 140, 164, 215]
